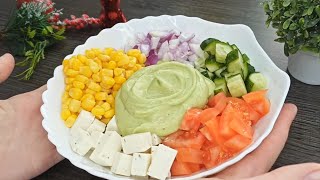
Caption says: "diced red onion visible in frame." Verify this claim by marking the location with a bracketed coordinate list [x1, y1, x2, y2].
[151, 37, 160, 50]
[146, 50, 159, 66]
[140, 44, 151, 57]
[158, 41, 169, 59]
[189, 43, 204, 59]
[169, 39, 179, 49]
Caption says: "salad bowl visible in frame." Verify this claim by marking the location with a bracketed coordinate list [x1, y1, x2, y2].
[41, 15, 290, 180]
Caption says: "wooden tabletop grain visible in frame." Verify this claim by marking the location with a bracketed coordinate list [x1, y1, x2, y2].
[0, 0, 319, 179]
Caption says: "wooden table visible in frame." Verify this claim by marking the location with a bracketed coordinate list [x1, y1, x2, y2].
[0, 0, 319, 179]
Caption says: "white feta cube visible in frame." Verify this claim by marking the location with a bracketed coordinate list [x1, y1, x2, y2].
[131, 153, 152, 176]
[87, 119, 106, 134]
[111, 152, 133, 177]
[69, 128, 93, 156]
[121, 132, 152, 154]
[90, 131, 104, 149]
[89, 131, 122, 166]
[150, 146, 158, 160]
[147, 144, 177, 180]
[151, 134, 162, 146]
[105, 116, 119, 133]
[70, 110, 95, 135]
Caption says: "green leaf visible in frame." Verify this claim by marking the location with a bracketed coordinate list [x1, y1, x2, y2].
[283, 0, 291, 7]
[42, 28, 48, 35]
[306, 19, 320, 28]
[283, 18, 291, 29]
[46, 26, 53, 33]
[28, 30, 36, 38]
[304, 30, 309, 38]
[307, 6, 315, 16]
[55, 28, 65, 36]
[302, 9, 309, 16]
[27, 41, 35, 48]
[299, 18, 305, 26]
[315, 5, 320, 17]
[289, 23, 298, 30]
[284, 11, 291, 17]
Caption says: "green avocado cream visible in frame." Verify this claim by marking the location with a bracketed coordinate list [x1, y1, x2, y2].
[115, 62, 215, 137]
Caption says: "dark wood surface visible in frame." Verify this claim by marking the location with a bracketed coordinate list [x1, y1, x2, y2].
[0, 0, 319, 179]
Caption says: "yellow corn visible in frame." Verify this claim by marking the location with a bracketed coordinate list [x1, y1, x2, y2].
[117, 56, 130, 67]
[62, 92, 69, 102]
[92, 105, 105, 116]
[95, 92, 107, 101]
[107, 61, 117, 69]
[62, 59, 69, 67]
[125, 70, 134, 79]
[98, 54, 110, 62]
[100, 69, 113, 77]
[73, 81, 85, 90]
[100, 82, 113, 90]
[135, 64, 142, 70]
[101, 102, 111, 111]
[69, 99, 81, 113]
[106, 95, 114, 105]
[114, 76, 126, 84]
[89, 61, 100, 73]
[94, 58, 102, 68]
[101, 88, 111, 94]
[127, 49, 141, 57]
[77, 54, 88, 64]
[104, 48, 114, 55]
[81, 94, 94, 101]
[65, 85, 72, 91]
[93, 48, 103, 57]
[138, 54, 147, 64]
[65, 114, 78, 128]
[102, 76, 115, 86]
[81, 98, 96, 111]
[71, 58, 82, 71]
[92, 73, 101, 82]
[65, 78, 75, 84]
[85, 49, 96, 59]
[61, 109, 71, 120]
[96, 100, 104, 106]
[88, 81, 101, 92]
[114, 68, 125, 77]
[104, 109, 115, 118]
[66, 69, 79, 77]
[79, 66, 92, 78]
[69, 88, 83, 100]
[101, 118, 112, 124]
[112, 90, 118, 98]
[75, 75, 89, 84]
[102, 62, 109, 68]
[85, 88, 96, 95]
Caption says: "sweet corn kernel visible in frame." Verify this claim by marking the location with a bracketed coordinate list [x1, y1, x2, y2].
[85, 50, 96, 59]
[62, 59, 69, 67]
[138, 54, 147, 64]
[127, 49, 141, 57]
[61, 109, 71, 120]
[117, 56, 130, 67]
[112, 91, 118, 98]
[75, 75, 89, 84]
[71, 58, 82, 71]
[102, 62, 109, 68]
[94, 58, 102, 68]
[104, 48, 114, 55]
[66, 69, 79, 77]
[128, 58, 137, 68]
[81, 98, 96, 111]
[65, 85, 72, 91]
[114, 76, 126, 84]
[125, 70, 134, 79]
[69, 88, 83, 100]
[101, 118, 112, 124]
[73, 81, 85, 90]
[112, 84, 121, 91]
[65, 114, 78, 128]
[62, 103, 69, 109]
[88, 81, 101, 92]
[79, 66, 92, 78]
[135, 64, 142, 70]
[107, 61, 117, 69]
[96, 100, 104, 105]
[104, 109, 115, 118]
[89, 61, 100, 73]
[65, 78, 75, 84]
[77, 54, 88, 64]
[100, 82, 113, 90]
[100, 69, 113, 77]
[96, 115, 103, 120]
[69, 99, 81, 113]
[81, 94, 94, 101]
[101, 102, 111, 111]
[93, 48, 102, 56]
[98, 54, 110, 62]
[85, 89, 96, 95]
[114, 68, 125, 77]
[62, 92, 69, 102]
[102, 76, 115, 86]
[106, 95, 114, 105]
[95, 92, 107, 101]
[92, 106, 105, 116]
[92, 73, 101, 82]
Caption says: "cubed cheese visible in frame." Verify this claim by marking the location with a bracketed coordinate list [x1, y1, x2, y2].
[122, 132, 152, 154]
[70, 110, 95, 135]
[150, 146, 158, 160]
[151, 134, 162, 146]
[131, 153, 152, 176]
[89, 131, 122, 166]
[87, 119, 106, 134]
[69, 128, 93, 156]
[147, 144, 177, 180]
[90, 131, 104, 149]
[111, 152, 133, 176]
[105, 116, 119, 133]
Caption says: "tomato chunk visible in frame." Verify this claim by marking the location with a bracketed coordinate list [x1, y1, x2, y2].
[203, 146, 221, 169]
[200, 126, 214, 142]
[176, 148, 205, 164]
[248, 106, 262, 125]
[242, 90, 267, 103]
[224, 134, 252, 153]
[207, 92, 227, 114]
[180, 108, 203, 131]
[229, 116, 253, 139]
[163, 130, 206, 149]
[205, 118, 226, 147]
[219, 104, 237, 139]
[171, 160, 193, 176]
[199, 108, 220, 124]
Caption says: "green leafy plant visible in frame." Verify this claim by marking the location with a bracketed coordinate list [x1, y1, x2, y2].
[263, 0, 320, 56]
[0, 2, 65, 80]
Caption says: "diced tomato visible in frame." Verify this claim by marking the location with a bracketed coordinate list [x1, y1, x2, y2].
[204, 146, 221, 169]
[224, 134, 252, 153]
[207, 92, 227, 114]
[171, 160, 193, 176]
[180, 108, 203, 131]
[205, 118, 226, 147]
[242, 90, 268, 104]
[248, 106, 262, 125]
[199, 126, 214, 142]
[226, 97, 250, 113]
[219, 104, 238, 139]
[201, 139, 218, 151]
[229, 116, 253, 139]
[163, 130, 206, 149]
[251, 98, 271, 116]
[242, 90, 270, 116]
[176, 148, 205, 164]
[199, 108, 220, 124]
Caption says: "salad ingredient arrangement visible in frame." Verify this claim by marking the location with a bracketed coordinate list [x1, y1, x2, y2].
[197, 38, 267, 97]
[116, 62, 215, 137]
[133, 30, 204, 66]
[164, 90, 270, 176]
[69, 110, 176, 179]
[61, 48, 146, 127]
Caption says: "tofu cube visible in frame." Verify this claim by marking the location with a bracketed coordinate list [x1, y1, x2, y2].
[111, 152, 133, 176]
[69, 128, 93, 156]
[131, 153, 152, 176]
[70, 110, 95, 135]
[89, 131, 122, 166]
[105, 116, 119, 133]
[147, 144, 177, 180]
[121, 132, 152, 154]
[87, 119, 106, 134]
[151, 134, 162, 146]
[90, 131, 104, 149]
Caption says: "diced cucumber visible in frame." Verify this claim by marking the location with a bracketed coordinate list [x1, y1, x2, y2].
[247, 63, 256, 75]
[215, 42, 233, 63]
[205, 57, 224, 72]
[243, 62, 249, 80]
[226, 74, 247, 97]
[200, 38, 220, 55]
[246, 73, 268, 92]
[214, 67, 227, 78]
[224, 72, 241, 80]
[231, 44, 238, 50]
[214, 78, 229, 95]
[242, 54, 250, 63]
[226, 49, 244, 76]
[200, 68, 214, 80]
[195, 58, 206, 70]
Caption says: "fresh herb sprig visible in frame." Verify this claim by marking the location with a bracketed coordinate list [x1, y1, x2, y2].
[0, 2, 65, 80]
[263, 0, 320, 56]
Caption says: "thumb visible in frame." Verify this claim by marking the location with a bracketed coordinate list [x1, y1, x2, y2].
[0, 53, 15, 83]
[249, 163, 320, 180]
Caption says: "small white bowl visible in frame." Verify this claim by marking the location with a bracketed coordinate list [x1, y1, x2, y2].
[41, 15, 290, 180]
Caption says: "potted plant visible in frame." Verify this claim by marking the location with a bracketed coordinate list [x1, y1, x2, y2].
[263, 0, 320, 85]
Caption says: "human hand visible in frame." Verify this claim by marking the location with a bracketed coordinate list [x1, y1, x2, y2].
[204, 103, 320, 180]
[0, 54, 63, 180]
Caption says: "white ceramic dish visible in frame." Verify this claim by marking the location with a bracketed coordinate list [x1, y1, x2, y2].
[41, 15, 290, 180]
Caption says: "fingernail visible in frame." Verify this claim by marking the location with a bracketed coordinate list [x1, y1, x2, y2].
[305, 170, 320, 180]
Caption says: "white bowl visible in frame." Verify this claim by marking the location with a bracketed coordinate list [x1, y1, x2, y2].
[41, 15, 290, 180]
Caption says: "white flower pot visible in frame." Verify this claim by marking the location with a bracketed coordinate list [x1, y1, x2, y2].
[288, 51, 320, 85]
